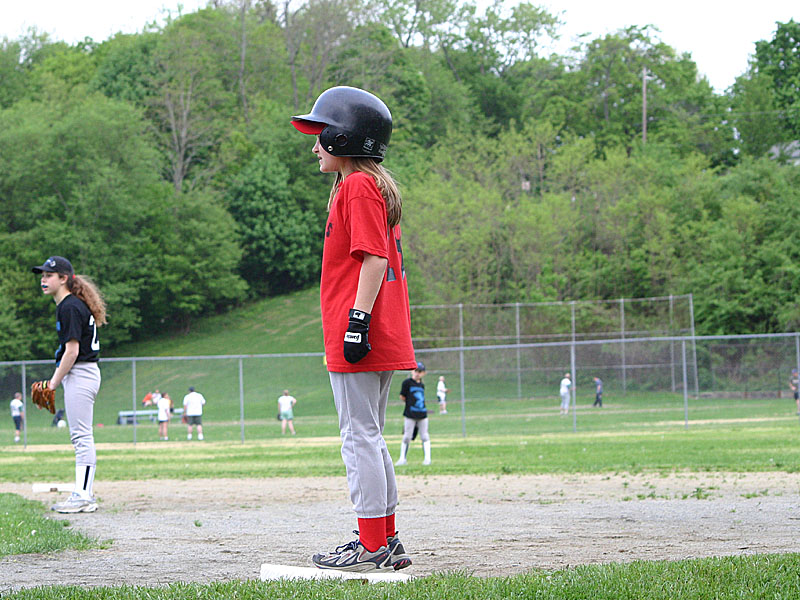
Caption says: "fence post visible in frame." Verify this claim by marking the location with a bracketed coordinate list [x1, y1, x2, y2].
[796, 334, 800, 377]
[571, 302, 577, 432]
[620, 298, 627, 394]
[669, 294, 676, 392]
[515, 302, 522, 399]
[459, 303, 466, 438]
[689, 294, 699, 398]
[682, 341, 689, 430]
[571, 340, 577, 433]
[132, 359, 137, 446]
[795, 334, 800, 424]
[21, 363, 27, 449]
[239, 358, 245, 444]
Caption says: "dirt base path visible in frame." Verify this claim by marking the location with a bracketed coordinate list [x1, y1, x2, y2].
[2, 472, 800, 591]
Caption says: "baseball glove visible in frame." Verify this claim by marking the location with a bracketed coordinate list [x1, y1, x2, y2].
[31, 381, 56, 414]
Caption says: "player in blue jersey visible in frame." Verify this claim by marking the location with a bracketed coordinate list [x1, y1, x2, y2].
[395, 362, 431, 466]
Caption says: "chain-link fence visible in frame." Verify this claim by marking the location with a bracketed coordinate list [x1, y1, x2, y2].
[410, 295, 696, 347]
[3, 331, 799, 447]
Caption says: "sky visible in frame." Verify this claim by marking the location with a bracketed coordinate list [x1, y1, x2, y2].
[1, 0, 796, 93]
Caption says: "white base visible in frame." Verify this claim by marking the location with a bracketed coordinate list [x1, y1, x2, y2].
[260, 563, 411, 584]
[32, 483, 73, 493]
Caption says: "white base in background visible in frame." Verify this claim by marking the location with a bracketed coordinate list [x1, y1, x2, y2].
[32, 483, 73, 493]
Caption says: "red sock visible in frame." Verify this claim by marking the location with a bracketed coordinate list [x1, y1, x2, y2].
[358, 517, 387, 552]
[385, 512, 396, 540]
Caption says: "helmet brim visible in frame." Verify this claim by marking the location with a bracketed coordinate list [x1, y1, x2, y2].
[291, 119, 326, 135]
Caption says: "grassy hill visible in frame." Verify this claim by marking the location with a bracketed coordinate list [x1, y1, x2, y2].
[105, 285, 324, 357]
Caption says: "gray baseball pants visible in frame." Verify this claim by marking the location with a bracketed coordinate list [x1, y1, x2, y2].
[63, 362, 101, 467]
[329, 371, 397, 519]
[401, 416, 429, 443]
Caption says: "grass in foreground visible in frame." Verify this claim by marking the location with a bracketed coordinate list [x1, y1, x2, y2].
[4, 554, 800, 599]
[0, 493, 99, 558]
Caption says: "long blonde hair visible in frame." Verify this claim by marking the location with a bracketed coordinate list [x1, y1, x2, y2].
[66, 274, 107, 326]
[328, 158, 403, 228]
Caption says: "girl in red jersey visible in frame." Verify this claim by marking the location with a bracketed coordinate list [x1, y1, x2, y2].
[292, 86, 417, 573]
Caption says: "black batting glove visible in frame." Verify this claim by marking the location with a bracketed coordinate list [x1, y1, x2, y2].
[343, 308, 371, 364]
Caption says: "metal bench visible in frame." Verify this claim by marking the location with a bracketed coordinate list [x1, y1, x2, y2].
[117, 408, 183, 425]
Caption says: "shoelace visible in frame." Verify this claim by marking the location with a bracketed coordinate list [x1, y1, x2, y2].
[334, 530, 362, 554]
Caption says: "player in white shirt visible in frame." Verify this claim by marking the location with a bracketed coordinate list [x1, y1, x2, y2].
[559, 373, 572, 415]
[277, 390, 297, 435]
[10, 392, 24, 443]
[436, 376, 449, 414]
[183, 386, 206, 440]
[157, 393, 172, 440]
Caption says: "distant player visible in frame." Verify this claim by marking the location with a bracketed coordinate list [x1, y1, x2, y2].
[791, 369, 800, 414]
[10, 392, 24, 443]
[277, 389, 297, 435]
[292, 86, 416, 572]
[396, 362, 431, 466]
[157, 392, 172, 440]
[559, 372, 571, 415]
[32, 255, 106, 513]
[183, 386, 206, 440]
[436, 375, 449, 414]
[593, 377, 603, 407]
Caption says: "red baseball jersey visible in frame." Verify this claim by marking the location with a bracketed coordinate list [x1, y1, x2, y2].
[320, 171, 416, 373]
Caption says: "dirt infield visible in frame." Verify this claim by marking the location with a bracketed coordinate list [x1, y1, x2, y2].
[2, 471, 800, 590]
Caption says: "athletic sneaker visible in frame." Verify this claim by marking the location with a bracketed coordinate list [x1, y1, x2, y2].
[312, 536, 393, 572]
[51, 493, 98, 514]
[395, 457, 407, 466]
[387, 535, 412, 570]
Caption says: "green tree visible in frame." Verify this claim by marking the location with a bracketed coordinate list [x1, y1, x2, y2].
[149, 17, 237, 192]
[566, 26, 734, 163]
[678, 158, 800, 334]
[434, 1, 559, 128]
[225, 152, 319, 295]
[754, 19, 800, 139]
[140, 188, 247, 328]
[729, 69, 783, 158]
[0, 39, 28, 109]
[91, 33, 161, 105]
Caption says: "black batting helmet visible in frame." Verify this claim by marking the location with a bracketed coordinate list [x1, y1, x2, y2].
[291, 86, 392, 161]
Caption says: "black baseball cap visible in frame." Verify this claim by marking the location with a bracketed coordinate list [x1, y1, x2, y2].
[32, 256, 74, 275]
[415, 361, 426, 372]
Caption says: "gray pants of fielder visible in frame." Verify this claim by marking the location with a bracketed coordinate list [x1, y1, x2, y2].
[401, 416, 429, 443]
[329, 371, 397, 519]
[63, 362, 101, 467]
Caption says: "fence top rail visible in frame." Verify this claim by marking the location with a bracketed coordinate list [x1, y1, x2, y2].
[410, 294, 693, 310]
[2, 331, 797, 367]
[413, 332, 800, 354]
